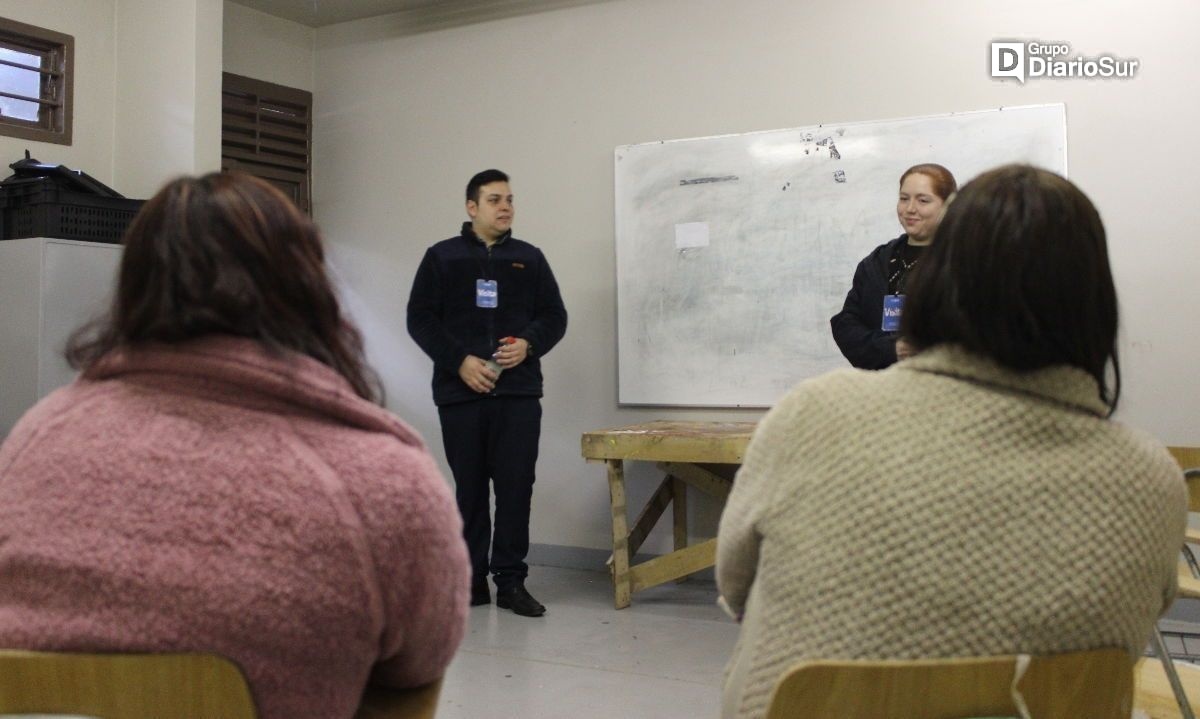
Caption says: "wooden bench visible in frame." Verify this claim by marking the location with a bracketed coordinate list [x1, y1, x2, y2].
[581, 420, 754, 608]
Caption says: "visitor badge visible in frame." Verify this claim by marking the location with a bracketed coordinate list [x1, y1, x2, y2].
[476, 279, 498, 308]
[881, 294, 904, 332]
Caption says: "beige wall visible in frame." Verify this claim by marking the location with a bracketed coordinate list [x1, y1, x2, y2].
[0, 0, 225, 441]
[193, 0, 223, 175]
[0, 1, 117, 187]
[310, 0, 1200, 555]
[113, 0, 223, 199]
[0, 1, 222, 199]
[223, 1, 314, 92]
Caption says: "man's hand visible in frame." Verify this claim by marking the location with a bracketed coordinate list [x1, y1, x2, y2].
[493, 337, 529, 369]
[459, 356, 498, 393]
[895, 337, 915, 361]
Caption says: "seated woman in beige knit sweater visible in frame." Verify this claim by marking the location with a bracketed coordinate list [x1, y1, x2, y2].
[716, 164, 1188, 719]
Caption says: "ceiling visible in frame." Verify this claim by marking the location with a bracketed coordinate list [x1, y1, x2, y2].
[229, 0, 613, 28]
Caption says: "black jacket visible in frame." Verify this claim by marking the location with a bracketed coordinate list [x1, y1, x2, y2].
[407, 223, 568, 406]
[829, 235, 906, 370]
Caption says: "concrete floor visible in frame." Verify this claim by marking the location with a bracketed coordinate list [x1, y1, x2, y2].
[434, 564, 1200, 718]
[436, 566, 739, 719]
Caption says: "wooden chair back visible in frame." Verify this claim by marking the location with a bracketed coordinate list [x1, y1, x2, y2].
[0, 649, 257, 718]
[1169, 446, 1200, 470]
[1169, 446, 1200, 603]
[765, 649, 1134, 719]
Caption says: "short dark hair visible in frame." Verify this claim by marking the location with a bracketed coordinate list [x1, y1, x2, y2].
[466, 169, 509, 203]
[67, 171, 381, 402]
[901, 164, 1120, 411]
[900, 163, 957, 200]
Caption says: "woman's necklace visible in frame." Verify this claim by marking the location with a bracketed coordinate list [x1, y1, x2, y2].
[889, 256, 918, 285]
[888, 244, 923, 293]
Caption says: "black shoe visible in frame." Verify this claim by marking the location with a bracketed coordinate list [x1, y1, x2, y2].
[470, 581, 491, 607]
[496, 584, 545, 617]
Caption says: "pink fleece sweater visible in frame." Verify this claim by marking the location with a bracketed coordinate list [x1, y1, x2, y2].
[0, 336, 470, 718]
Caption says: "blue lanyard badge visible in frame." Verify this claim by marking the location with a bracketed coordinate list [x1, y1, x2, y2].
[881, 294, 904, 332]
[476, 279, 498, 308]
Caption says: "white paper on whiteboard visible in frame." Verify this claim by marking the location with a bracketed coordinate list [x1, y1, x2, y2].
[674, 222, 709, 249]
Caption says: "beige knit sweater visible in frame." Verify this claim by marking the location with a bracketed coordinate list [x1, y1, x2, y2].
[716, 345, 1187, 719]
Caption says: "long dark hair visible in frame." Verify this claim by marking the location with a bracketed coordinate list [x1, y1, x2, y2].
[67, 171, 381, 402]
[901, 164, 1121, 411]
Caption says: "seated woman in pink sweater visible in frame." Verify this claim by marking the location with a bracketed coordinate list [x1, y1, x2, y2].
[0, 172, 470, 718]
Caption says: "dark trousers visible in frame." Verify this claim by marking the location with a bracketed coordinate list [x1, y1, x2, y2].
[438, 396, 541, 592]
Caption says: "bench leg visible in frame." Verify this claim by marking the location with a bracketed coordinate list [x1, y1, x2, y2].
[672, 475, 687, 583]
[606, 459, 632, 609]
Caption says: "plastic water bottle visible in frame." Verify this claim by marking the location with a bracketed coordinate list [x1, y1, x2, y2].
[485, 336, 516, 375]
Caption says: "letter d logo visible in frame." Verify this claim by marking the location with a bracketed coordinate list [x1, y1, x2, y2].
[991, 42, 1025, 83]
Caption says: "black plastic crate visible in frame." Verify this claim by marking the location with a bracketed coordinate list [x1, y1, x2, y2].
[0, 177, 144, 244]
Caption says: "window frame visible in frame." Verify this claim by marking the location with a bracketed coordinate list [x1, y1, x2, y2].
[0, 16, 73, 145]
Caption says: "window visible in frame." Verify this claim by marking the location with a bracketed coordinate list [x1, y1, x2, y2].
[221, 73, 312, 214]
[0, 17, 72, 145]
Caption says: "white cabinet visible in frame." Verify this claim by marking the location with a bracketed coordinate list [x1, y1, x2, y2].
[0, 237, 122, 438]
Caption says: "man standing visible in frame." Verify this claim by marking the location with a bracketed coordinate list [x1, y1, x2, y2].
[407, 169, 567, 617]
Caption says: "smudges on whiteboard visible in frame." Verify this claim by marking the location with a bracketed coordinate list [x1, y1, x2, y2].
[680, 175, 739, 186]
[834, 170, 847, 183]
[782, 182, 791, 191]
[815, 136, 842, 158]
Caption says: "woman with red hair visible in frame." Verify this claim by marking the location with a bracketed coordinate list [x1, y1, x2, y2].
[831, 163, 957, 369]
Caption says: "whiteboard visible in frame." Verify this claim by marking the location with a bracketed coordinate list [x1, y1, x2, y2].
[614, 104, 1067, 407]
